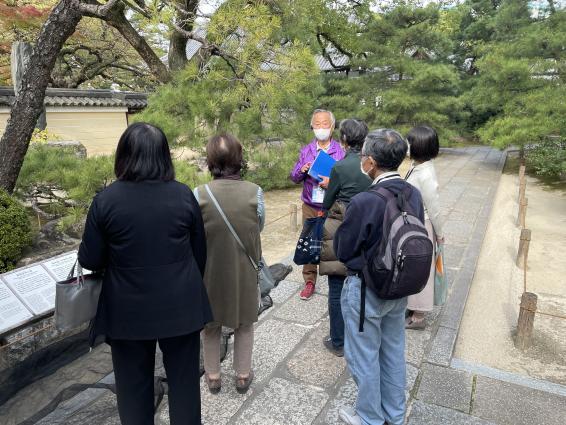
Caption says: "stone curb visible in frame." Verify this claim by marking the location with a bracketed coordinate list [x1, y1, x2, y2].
[451, 358, 566, 397]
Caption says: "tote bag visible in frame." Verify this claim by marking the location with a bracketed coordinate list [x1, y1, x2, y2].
[434, 244, 448, 306]
[293, 216, 324, 265]
[55, 262, 103, 332]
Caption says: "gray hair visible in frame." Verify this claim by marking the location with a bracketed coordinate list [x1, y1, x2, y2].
[311, 109, 335, 126]
[362, 128, 407, 171]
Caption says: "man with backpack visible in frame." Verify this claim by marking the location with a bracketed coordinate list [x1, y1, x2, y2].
[334, 129, 431, 425]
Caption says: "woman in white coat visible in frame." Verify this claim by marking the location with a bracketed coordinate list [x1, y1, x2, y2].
[404, 126, 444, 329]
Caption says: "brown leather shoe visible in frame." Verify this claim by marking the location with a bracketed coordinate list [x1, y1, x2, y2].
[235, 370, 254, 394]
[205, 374, 221, 394]
[405, 316, 426, 330]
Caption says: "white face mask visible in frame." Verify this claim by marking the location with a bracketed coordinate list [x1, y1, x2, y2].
[313, 128, 332, 142]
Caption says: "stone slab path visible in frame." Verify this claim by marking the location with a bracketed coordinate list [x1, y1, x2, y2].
[11, 147, 566, 424]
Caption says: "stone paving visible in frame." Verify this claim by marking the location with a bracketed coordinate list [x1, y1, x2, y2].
[8, 147, 566, 424]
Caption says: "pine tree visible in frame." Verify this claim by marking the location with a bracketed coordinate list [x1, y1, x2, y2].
[320, 1, 465, 140]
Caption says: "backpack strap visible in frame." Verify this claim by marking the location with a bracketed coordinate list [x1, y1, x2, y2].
[357, 186, 392, 333]
[359, 279, 366, 333]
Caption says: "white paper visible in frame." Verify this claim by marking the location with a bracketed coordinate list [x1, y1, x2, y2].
[0, 281, 33, 333]
[2, 265, 57, 315]
[42, 252, 78, 281]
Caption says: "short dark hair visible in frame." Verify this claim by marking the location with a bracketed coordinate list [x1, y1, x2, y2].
[407, 126, 439, 162]
[339, 119, 369, 150]
[206, 133, 243, 178]
[114, 122, 175, 182]
[362, 129, 407, 171]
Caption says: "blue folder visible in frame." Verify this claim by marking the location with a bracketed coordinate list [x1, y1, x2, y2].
[308, 150, 337, 182]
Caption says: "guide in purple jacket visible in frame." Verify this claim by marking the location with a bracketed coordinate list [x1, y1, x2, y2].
[290, 109, 345, 301]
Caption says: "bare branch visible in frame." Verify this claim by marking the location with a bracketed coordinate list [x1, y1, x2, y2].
[318, 32, 353, 59]
[31, 199, 57, 220]
[171, 22, 238, 64]
[107, 63, 149, 77]
[100, 72, 137, 90]
[121, 0, 152, 19]
[316, 33, 350, 71]
[78, 0, 123, 18]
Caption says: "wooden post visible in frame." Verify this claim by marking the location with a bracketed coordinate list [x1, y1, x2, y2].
[518, 164, 526, 205]
[515, 292, 537, 350]
[289, 203, 298, 232]
[517, 197, 528, 228]
[518, 177, 526, 205]
[518, 164, 526, 183]
[516, 229, 531, 269]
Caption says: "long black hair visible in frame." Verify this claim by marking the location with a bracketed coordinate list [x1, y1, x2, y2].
[114, 122, 175, 182]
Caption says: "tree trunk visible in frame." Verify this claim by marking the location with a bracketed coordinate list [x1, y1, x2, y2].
[168, 0, 199, 72]
[0, 0, 83, 193]
[106, 7, 171, 83]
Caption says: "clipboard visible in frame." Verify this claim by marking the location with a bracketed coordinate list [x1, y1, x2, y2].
[308, 150, 337, 182]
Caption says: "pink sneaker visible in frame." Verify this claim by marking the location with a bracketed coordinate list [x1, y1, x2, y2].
[300, 281, 316, 300]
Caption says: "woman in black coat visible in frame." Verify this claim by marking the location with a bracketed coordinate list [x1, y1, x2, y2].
[78, 122, 212, 425]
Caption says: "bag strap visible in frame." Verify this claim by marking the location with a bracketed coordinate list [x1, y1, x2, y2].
[404, 166, 416, 180]
[67, 259, 85, 280]
[204, 184, 259, 272]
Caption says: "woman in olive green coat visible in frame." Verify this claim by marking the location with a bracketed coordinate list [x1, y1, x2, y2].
[194, 133, 264, 395]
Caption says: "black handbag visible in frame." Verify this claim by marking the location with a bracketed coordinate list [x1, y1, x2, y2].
[293, 216, 325, 265]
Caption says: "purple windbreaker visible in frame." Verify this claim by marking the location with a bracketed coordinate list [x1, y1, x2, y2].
[290, 139, 345, 209]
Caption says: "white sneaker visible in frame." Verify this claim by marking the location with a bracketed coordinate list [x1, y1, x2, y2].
[339, 407, 362, 425]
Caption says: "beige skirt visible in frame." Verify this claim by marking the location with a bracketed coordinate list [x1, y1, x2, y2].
[407, 219, 436, 312]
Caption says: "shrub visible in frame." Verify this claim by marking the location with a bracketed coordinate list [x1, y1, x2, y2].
[0, 190, 32, 272]
[15, 146, 209, 236]
[173, 159, 211, 189]
[526, 138, 566, 180]
[244, 141, 300, 191]
[15, 145, 114, 232]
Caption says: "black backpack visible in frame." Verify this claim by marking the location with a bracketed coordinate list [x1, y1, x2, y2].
[358, 184, 433, 331]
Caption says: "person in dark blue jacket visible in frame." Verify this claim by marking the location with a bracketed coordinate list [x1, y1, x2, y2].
[78, 123, 212, 425]
[334, 129, 424, 425]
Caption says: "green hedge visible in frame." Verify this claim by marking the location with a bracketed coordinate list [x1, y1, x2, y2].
[526, 138, 566, 180]
[0, 190, 32, 272]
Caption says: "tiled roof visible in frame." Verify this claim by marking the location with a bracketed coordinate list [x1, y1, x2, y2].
[185, 27, 207, 60]
[0, 87, 148, 111]
[314, 53, 350, 72]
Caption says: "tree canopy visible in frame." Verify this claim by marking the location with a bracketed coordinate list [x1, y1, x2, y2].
[1, 0, 566, 193]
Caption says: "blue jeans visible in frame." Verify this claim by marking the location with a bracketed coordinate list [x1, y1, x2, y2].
[341, 275, 407, 425]
[328, 275, 345, 348]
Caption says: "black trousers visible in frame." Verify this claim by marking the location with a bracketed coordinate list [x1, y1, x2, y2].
[110, 331, 201, 425]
